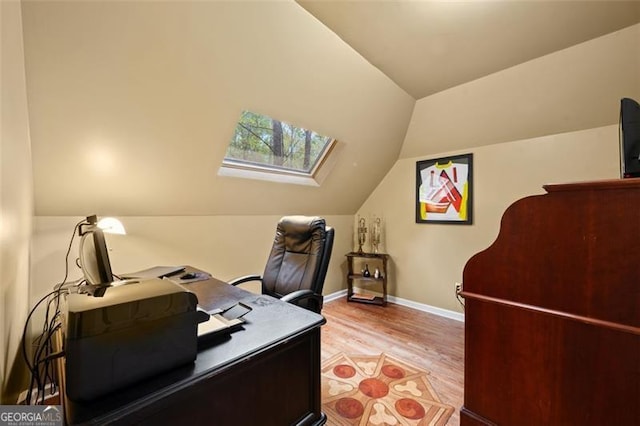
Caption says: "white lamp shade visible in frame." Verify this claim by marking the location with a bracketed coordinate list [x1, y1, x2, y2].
[97, 217, 126, 235]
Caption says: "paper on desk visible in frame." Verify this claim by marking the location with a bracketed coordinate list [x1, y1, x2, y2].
[197, 313, 243, 338]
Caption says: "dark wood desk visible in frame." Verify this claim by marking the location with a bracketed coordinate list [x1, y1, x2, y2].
[62, 274, 327, 425]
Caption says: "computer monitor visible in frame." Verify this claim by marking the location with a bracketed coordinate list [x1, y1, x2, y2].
[79, 227, 114, 287]
[619, 97, 640, 178]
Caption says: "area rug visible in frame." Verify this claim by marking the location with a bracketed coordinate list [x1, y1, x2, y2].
[321, 353, 454, 425]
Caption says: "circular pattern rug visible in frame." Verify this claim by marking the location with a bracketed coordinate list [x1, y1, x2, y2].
[321, 353, 454, 425]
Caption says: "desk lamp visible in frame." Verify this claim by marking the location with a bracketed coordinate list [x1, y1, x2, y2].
[79, 215, 126, 236]
[97, 216, 126, 235]
[78, 215, 126, 296]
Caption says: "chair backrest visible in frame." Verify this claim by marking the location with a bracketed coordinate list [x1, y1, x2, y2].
[262, 216, 333, 306]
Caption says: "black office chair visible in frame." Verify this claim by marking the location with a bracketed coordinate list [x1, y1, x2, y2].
[229, 216, 334, 313]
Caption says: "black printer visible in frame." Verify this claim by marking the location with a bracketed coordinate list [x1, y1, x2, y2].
[63, 278, 205, 401]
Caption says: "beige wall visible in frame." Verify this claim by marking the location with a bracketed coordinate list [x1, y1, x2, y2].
[32, 215, 352, 310]
[357, 25, 638, 314]
[359, 126, 619, 313]
[1, 0, 34, 403]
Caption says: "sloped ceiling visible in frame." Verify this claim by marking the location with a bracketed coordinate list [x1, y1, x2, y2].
[21, 1, 640, 217]
[22, 1, 414, 216]
[298, 0, 640, 99]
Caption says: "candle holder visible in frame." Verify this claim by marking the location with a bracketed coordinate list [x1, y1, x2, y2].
[357, 217, 367, 253]
[371, 216, 382, 254]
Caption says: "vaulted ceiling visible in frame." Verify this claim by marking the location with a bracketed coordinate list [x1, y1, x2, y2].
[298, 0, 640, 99]
[20, 1, 640, 217]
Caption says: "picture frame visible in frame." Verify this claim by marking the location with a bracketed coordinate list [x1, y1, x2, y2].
[416, 153, 473, 224]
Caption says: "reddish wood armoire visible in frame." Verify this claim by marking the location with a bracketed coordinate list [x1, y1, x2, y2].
[460, 179, 640, 425]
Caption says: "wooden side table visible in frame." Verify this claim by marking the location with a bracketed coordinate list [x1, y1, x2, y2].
[345, 252, 389, 306]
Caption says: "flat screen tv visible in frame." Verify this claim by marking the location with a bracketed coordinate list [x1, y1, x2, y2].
[79, 227, 114, 287]
[620, 97, 640, 178]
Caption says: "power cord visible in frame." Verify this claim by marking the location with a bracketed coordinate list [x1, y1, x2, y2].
[21, 288, 65, 404]
[455, 282, 465, 310]
[21, 218, 86, 404]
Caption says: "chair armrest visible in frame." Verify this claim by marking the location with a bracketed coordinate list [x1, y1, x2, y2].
[227, 274, 262, 286]
[280, 289, 323, 313]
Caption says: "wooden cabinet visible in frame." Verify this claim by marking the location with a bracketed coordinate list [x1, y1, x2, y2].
[460, 179, 640, 426]
[346, 252, 389, 306]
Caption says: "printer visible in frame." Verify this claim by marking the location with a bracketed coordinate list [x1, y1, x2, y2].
[63, 278, 207, 401]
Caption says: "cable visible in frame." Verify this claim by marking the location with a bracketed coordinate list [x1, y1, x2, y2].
[455, 284, 465, 310]
[22, 218, 86, 404]
[58, 220, 85, 290]
[21, 288, 63, 404]
[21, 290, 60, 373]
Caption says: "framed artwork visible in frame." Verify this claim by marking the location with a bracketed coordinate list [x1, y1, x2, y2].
[416, 153, 473, 224]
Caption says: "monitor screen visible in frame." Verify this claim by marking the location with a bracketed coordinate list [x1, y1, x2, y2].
[620, 97, 640, 178]
[79, 228, 114, 286]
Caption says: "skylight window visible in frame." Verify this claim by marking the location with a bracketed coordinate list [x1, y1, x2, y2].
[222, 111, 335, 179]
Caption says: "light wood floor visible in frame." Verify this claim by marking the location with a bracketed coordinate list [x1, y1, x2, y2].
[321, 298, 465, 425]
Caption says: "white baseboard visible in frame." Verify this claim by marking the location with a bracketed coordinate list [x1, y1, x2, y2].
[323, 290, 465, 322]
[387, 295, 464, 322]
[323, 289, 347, 303]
